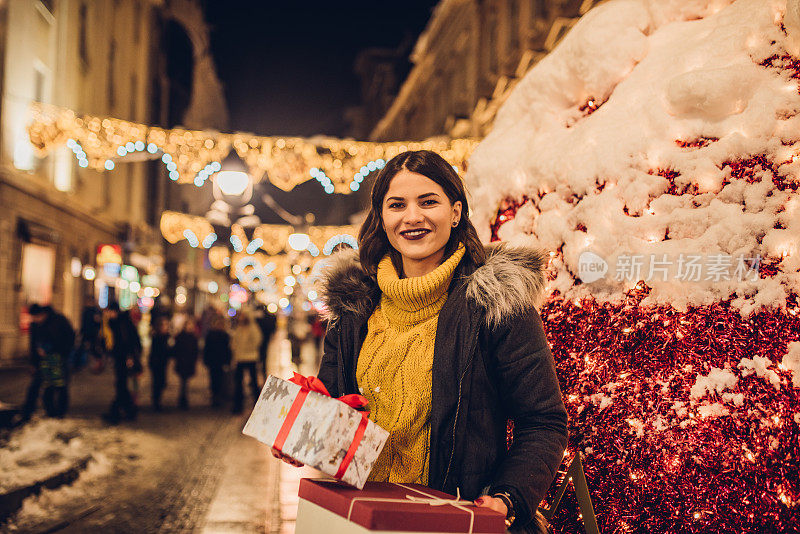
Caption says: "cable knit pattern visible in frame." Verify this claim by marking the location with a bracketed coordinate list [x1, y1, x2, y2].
[357, 245, 465, 484]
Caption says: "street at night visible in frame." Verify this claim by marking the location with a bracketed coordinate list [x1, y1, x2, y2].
[2, 1, 800, 533]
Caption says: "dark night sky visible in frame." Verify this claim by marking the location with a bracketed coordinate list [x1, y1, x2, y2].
[203, 1, 440, 138]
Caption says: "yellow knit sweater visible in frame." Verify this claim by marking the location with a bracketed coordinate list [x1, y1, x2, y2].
[357, 245, 465, 484]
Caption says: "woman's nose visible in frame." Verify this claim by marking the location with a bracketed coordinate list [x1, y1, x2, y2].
[402, 205, 424, 224]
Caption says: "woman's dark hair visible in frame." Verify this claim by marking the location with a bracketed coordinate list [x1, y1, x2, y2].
[358, 150, 486, 277]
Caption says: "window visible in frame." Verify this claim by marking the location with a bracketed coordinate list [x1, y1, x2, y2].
[130, 74, 137, 120]
[509, 0, 520, 53]
[34, 68, 46, 102]
[79, 3, 89, 70]
[107, 39, 116, 111]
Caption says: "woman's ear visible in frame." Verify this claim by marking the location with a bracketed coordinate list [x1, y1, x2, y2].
[452, 200, 463, 226]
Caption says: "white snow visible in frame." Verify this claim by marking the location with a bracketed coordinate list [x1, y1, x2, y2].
[697, 402, 730, 418]
[466, 0, 800, 314]
[781, 341, 800, 386]
[626, 418, 646, 438]
[587, 392, 614, 411]
[690, 367, 738, 401]
[0, 419, 91, 492]
[738, 355, 783, 389]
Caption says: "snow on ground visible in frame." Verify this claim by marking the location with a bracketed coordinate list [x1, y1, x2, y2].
[467, 0, 799, 314]
[1, 416, 172, 530]
[0, 418, 93, 492]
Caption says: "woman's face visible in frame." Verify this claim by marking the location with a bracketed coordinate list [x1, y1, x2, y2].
[381, 169, 462, 276]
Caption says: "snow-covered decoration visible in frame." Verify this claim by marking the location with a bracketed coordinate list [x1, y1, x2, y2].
[466, 0, 800, 531]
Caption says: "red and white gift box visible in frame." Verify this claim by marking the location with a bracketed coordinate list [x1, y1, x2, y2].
[296, 478, 506, 534]
[243, 373, 389, 489]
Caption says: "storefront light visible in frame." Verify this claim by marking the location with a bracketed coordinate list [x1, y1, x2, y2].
[70, 257, 82, 278]
[82, 266, 96, 281]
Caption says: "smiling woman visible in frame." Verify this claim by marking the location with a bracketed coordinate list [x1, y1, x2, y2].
[282, 150, 568, 532]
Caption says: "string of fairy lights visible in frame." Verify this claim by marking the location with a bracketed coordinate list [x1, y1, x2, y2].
[28, 102, 478, 195]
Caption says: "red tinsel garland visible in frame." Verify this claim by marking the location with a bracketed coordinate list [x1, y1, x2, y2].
[541, 290, 800, 533]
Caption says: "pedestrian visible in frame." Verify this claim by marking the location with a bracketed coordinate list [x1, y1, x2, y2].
[22, 304, 75, 420]
[203, 315, 232, 407]
[173, 317, 199, 410]
[255, 307, 277, 378]
[101, 303, 141, 424]
[78, 295, 102, 369]
[230, 310, 262, 414]
[122, 309, 144, 405]
[287, 312, 309, 368]
[148, 315, 172, 411]
[280, 150, 568, 533]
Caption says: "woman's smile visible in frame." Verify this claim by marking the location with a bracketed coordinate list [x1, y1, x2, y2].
[399, 228, 432, 240]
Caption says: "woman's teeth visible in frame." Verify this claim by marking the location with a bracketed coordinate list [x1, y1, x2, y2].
[401, 229, 430, 238]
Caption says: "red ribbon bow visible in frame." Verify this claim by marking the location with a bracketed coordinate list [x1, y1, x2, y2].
[288, 372, 369, 410]
[276, 373, 371, 480]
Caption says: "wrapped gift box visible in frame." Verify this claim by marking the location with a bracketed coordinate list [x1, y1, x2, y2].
[243, 374, 389, 489]
[296, 478, 506, 534]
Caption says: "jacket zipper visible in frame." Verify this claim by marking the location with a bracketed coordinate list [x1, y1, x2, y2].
[442, 351, 475, 489]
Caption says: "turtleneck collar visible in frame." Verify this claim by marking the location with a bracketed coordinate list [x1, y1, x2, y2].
[376, 245, 465, 326]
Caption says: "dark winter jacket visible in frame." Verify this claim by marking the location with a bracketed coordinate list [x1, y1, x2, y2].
[203, 329, 232, 368]
[318, 243, 568, 531]
[148, 333, 172, 372]
[30, 310, 75, 366]
[109, 313, 142, 373]
[173, 331, 199, 378]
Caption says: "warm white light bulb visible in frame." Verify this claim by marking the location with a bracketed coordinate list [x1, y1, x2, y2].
[215, 170, 250, 196]
[288, 233, 310, 251]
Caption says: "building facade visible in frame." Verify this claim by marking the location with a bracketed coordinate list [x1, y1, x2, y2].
[0, 0, 169, 365]
[365, 0, 603, 141]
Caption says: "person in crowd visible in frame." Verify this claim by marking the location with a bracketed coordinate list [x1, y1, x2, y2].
[148, 316, 172, 412]
[255, 307, 277, 378]
[287, 312, 309, 368]
[203, 314, 232, 407]
[173, 317, 199, 410]
[78, 295, 102, 368]
[231, 310, 262, 414]
[102, 302, 141, 424]
[277, 150, 568, 533]
[22, 304, 75, 420]
[121, 309, 144, 405]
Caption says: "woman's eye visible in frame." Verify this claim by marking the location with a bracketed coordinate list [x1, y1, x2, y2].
[421, 199, 439, 206]
[388, 202, 403, 209]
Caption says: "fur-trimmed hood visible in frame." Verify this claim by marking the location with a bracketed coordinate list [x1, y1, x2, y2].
[318, 241, 548, 327]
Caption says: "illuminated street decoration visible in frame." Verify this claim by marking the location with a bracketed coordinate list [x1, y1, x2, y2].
[28, 103, 478, 194]
[159, 211, 215, 247]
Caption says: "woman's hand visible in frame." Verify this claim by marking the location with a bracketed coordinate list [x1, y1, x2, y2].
[473, 495, 507, 517]
[270, 448, 304, 467]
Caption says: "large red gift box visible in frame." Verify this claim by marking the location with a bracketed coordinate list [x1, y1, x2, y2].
[296, 478, 506, 534]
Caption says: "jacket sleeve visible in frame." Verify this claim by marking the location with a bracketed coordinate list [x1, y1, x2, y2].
[317, 322, 341, 398]
[487, 307, 568, 528]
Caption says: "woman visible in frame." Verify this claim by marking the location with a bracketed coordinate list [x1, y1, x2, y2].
[278, 150, 567, 532]
[231, 310, 262, 414]
[148, 315, 172, 412]
[173, 317, 199, 410]
[203, 314, 232, 407]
